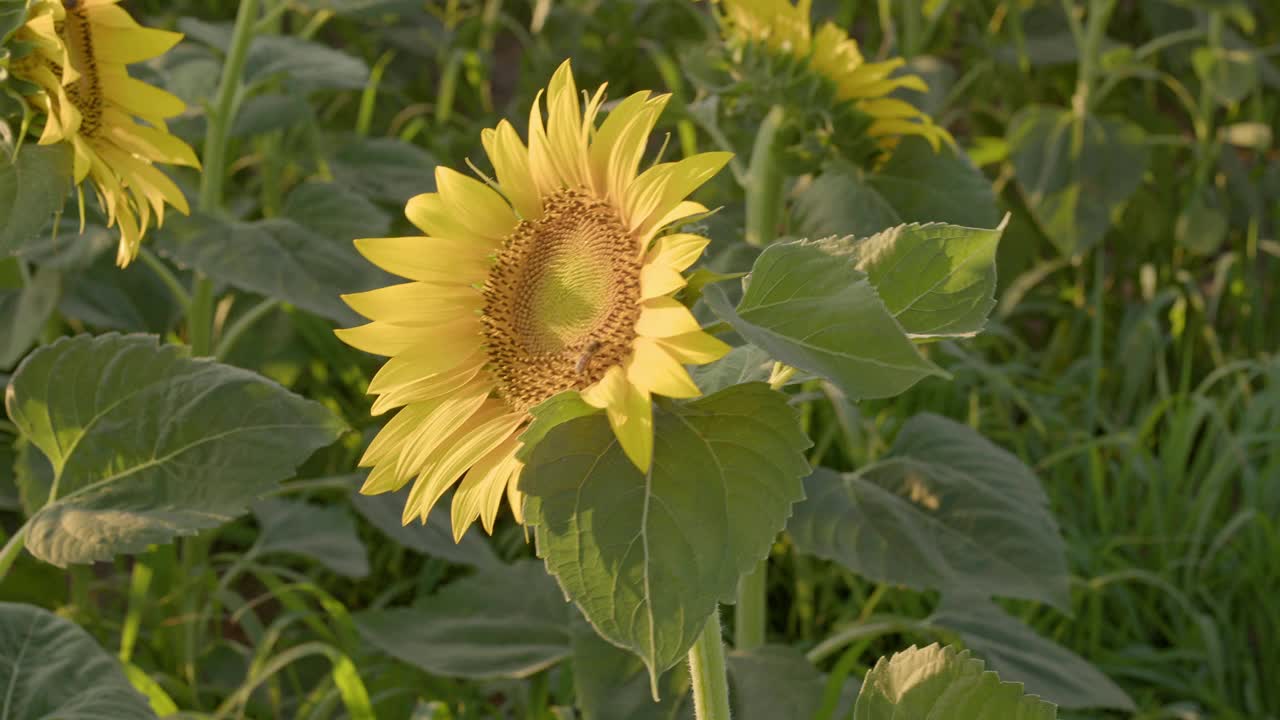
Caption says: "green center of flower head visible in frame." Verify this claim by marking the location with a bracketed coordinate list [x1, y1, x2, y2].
[481, 189, 641, 413]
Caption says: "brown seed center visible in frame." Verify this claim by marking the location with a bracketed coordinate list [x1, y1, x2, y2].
[481, 189, 641, 413]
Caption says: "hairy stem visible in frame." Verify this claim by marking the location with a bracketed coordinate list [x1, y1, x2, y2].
[689, 608, 732, 720]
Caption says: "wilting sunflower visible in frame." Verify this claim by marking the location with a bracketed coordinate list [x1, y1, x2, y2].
[338, 60, 732, 538]
[713, 0, 950, 151]
[10, 0, 198, 267]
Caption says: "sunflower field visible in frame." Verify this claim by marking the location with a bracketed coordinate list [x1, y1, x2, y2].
[0, 0, 1276, 717]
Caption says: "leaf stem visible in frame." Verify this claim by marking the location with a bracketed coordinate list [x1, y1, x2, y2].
[0, 523, 28, 584]
[688, 608, 732, 720]
[744, 105, 786, 247]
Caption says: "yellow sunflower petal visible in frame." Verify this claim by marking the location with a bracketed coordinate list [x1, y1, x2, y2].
[646, 232, 710, 272]
[451, 436, 522, 539]
[656, 331, 732, 365]
[626, 338, 700, 398]
[352, 236, 492, 283]
[406, 192, 511, 246]
[367, 341, 486, 396]
[435, 166, 520, 240]
[404, 408, 525, 525]
[343, 282, 482, 324]
[335, 317, 482, 357]
[396, 383, 496, 485]
[640, 262, 687, 300]
[635, 297, 702, 338]
[481, 121, 543, 220]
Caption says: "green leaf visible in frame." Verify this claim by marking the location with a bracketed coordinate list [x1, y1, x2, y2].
[794, 165, 902, 240]
[704, 241, 946, 401]
[252, 497, 370, 578]
[844, 222, 1004, 338]
[522, 383, 810, 682]
[231, 93, 315, 138]
[354, 560, 571, 679]
[0, 0, 26, 45]
[0, 601, 159, 720]
[789, 414, 1071, 609]
[1007, 106, 1147, 257]
[330, 136, 438, 205]
[854, 643, 1057, 719]
[157, 214, 392, 324]
[246, 35, 370, 91]
[795, 141, 998, 242]
[869, 138, 1001, 229]
[350, 486, 500, 569]
[728, 646, 826, 720]
[13, 437, 52, 516]
[516, 391, 600, 462]
[5, 334, 347, 566]
[689, 344, 775, 395]
[280, 181, 391, 243]
[0, 145, 74, 257]
[0, 266, 61, 368]
[569, 612, 692, 720]
[1192, 46, 1257, 105]
[929, 595, 1136, 711]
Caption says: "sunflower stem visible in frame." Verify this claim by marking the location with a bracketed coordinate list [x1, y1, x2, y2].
[190, 0, 260, 355]
[0, 523, 28, 584]
[688, 607, 733, 720]
[744, 105, 787, 247]
[735, 107, 789, 649]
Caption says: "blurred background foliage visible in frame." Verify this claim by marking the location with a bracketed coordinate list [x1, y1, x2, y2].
[1, 0, 1277, 718]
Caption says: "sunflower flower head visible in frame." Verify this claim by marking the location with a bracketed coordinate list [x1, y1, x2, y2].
[9, 0, 199, 267]
[338, 60, 733, 539]
[712, 0, 951, 154]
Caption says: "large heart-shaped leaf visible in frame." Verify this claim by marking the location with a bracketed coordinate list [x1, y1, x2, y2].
[0, 145, 74, 257]
[868, 138, 1001, 230]
[569, 612, 692, 720]
[252, 497, 370, 578]
[929, 595, 1136, 711]
[704, 240, 946, 401]
[0, 601, 159, 719]
[1007, 106, 1147, 257]
[854, 643, 1057, 719]
[4, 334, 347, 566]
[350, 487, 500, 569]
[246, 35, 370, 91]
[789, 414, 1070, 609]
[522, 383, 810, 683]
[157, 213, 392, 324]
[355, 560, 570, 679]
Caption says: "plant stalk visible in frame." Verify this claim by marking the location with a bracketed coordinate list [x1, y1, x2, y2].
[0, 524, 28, 583]
[189, 0, 261, 356]
[735, 564, 767, 650]
[743, 105, 786, 247]
[688, 608, 732, 720]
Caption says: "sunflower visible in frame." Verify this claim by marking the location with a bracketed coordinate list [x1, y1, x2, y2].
[10, 0, 198, 267]
[338, 61, 733, 538]
[713, 0, 950, 151]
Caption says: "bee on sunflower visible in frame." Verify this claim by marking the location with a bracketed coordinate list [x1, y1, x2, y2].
[338, 60, 733, 539]
[7, 0, 198, 267]
[701, 0, 950, 166]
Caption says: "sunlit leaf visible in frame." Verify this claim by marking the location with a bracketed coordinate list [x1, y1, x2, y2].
[523, 383, 810, 682]
[5, 334, 347, 566]
[704, 241, 946, 401]
[854, 643, 1057, 719]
